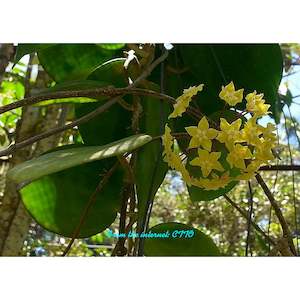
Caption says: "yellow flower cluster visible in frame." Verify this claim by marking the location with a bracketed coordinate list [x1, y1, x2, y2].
[169, 84, 204, 118]
[162, 82, 277, 190]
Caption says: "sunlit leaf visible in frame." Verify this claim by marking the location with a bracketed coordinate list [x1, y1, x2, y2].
[8, 134, 152, 184]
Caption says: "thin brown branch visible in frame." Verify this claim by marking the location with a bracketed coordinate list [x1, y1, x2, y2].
[245, 181, 254, 256]
[0, 87, 175, 115]
[132, 49, 169, 87]
[255, 173, 297, 256]
[259, 165, 300, 171]
[62, 160, 120, 256]
[0, 96, 120, 157]
[224, 194, 275, 246]
[111, 183, 132, 256]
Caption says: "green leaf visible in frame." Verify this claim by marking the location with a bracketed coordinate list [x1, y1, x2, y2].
[7, 134, 152, 184]
[151, 44, 283, 125]
[15, 43, 55, 62]
[179, 44, 283, 120]
[97, 44, 125, 50]
[88, 58, 127, 87]
[144, 222, 220, 256]
[135, 82, 170, 229]
[188, 181, 237, 202]
[38, 44, 119, 82]
[76, 58, 131, 146]
[21, 158, 124, 238]
[1, 81, 25, 101]
[281, 89, 293, 107]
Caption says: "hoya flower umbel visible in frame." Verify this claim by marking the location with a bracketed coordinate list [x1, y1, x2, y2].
[185, 116, 218, 151]
[161, 82, 277, 191]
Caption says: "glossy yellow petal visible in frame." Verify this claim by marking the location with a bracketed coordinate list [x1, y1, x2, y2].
[219, 82, 244, 106]
[197, 116, 209, 130]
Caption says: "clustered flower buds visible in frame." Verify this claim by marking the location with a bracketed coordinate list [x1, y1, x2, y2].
[162, 82, 277, 190]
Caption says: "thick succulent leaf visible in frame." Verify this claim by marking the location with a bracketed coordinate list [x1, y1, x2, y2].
[88, 58, 127, 87]
[8, 134, 152, 184]
[38, 44, 120, 82]
[151, 44, 283, 125]
[21, 158, 124, 238]
[179, 44, 283, 120]
[144, 222, 220, 256]
[188, 181, 237, 202]
[76, 58, 131, 146]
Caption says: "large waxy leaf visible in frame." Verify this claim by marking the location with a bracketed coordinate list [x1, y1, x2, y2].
[8, 134, 152, 184]
[188, 180, 237, 202]
[38, 44, 121, 82]
[179, 44, 283, 120]
[21, 158, 124, 238]
[135, 82, 170, 230]
[76, 58, 131, 146]
[88, 58, 127, 87]
[144, 222, 220, 256]
[151, 44, 283, 125]
[15, 43, 55, 62]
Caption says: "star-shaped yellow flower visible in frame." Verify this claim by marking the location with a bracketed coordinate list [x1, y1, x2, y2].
[219, 81, 244, 106]
[261, 123, 277, 144]
[236, 159, 262, 180]
[245, 91, 271, 117]
[169, 84, 204, 119]
[216, 118, 244, 150]
[190, 149, 224, 177]
[185, 116, 218, 151]
[254, 141, 275, 162]
[226, 144, 252, 169]
[241, 118, 263, 146]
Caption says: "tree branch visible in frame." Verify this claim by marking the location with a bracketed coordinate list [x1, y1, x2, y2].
[0, 96, 120, 157]
[62, 160, 120, 256]
[255, 173, 297, 255]
[259, 165, 300, 171]
[0, 87, 176, 115]
[224, 194, 275, 246]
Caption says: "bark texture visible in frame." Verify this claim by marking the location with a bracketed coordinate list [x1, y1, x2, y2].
[0, 53, 64, 255]
[1, 105, 62, 256]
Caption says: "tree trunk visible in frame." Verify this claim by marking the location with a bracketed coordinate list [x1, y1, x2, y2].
[0, 51, 64, 255]
[0, 105, 62, 256]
